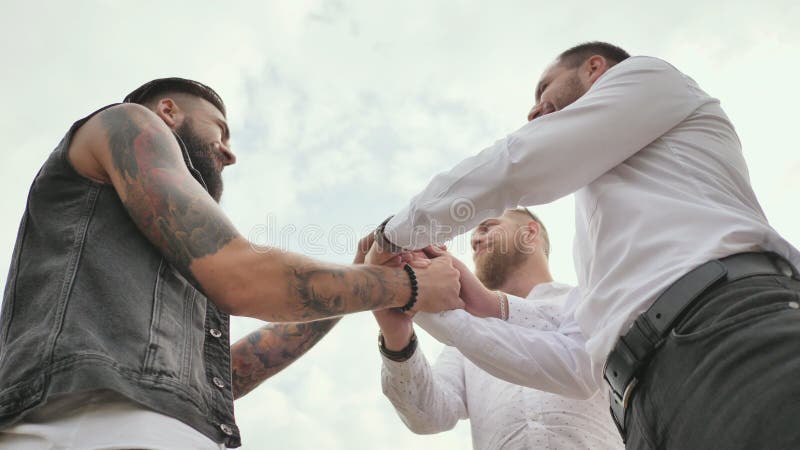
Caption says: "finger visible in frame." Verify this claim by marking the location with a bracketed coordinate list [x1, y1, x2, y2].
[422, 245, 444, 258]
[385, 255, 405, 267]
[399, 252, 415, 263]
[407, 259, 431, 269]
[353, 233, 375, 264]
[411, 250, 429, 260]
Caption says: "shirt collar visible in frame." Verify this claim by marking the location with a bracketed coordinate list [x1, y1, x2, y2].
[525, 281, 572, 300]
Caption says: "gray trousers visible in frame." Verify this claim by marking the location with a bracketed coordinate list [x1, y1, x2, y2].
[624, 275, 800, 449]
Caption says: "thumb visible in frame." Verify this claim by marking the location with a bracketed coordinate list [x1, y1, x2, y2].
[422, 245, 446, 258]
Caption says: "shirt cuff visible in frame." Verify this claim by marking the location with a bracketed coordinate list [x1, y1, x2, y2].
[381, 345, 426, 379]
[505, 294, 528, 325]
[385, 208, 426, 250]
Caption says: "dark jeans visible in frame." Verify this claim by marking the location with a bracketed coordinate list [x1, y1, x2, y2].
[625, 275, 800, 450]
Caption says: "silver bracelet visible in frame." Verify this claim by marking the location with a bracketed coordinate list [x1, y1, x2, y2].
[496, 291, 508, 321]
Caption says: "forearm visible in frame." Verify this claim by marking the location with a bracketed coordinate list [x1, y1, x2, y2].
[381, 349, 466, 434]
[414, 310, 597, 398]
[194, 240, 411, 322]
[231, 317, 341, 399]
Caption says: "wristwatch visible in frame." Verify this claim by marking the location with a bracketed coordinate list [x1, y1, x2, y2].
[373, 216, 405, 253]
[378, 331, 418, 362]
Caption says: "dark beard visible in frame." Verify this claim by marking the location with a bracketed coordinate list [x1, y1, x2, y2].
[175, 121, 224, 203]
[475, 245, 527, 290]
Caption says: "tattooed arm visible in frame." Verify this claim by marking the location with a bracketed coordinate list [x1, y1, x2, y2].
[69, 103, 462, 322]
[230, 318, 340, 398]
[230, 233, 374, 398]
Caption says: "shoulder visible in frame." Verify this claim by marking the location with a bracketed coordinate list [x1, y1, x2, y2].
[86, 103, 167, 138]
[616, 56, 677, 72]
[69, 103, 172, 183]
[602, 56, 689, 84]
[74, 103, 162, 148]
[526, 281, 575, 301]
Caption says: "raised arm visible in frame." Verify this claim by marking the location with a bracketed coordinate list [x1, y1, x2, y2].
[414, 289, 598, 399]
[72, 103, 461, 322]
[381, 345, 469, 434]
[385, 56, 707, 249]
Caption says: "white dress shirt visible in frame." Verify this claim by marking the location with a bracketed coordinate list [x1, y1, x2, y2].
[383, 282, 622, 450]
[385, 56, 800, 390]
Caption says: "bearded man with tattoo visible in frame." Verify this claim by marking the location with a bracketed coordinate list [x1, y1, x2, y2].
[0, 78, 462, 449]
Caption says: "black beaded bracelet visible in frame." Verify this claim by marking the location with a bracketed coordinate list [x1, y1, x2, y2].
[399, 264, 418, 312]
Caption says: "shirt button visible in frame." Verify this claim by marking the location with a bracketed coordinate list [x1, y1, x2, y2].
[210, 328, 222, 338]
[220, 423, 233, 435]
[213, 377, 225, 389]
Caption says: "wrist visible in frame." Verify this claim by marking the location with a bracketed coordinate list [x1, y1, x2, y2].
[374, 215, 404, 253]
[464, 286, 501, 318]
[379, 330, 418, 361]
[381, 326, 414, 351]
[398, 264, 418, 312]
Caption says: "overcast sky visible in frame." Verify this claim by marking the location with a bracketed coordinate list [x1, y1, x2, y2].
[2, 1, 799, 448]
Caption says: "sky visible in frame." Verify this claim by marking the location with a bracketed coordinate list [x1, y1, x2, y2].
[1, 0, 799, 448]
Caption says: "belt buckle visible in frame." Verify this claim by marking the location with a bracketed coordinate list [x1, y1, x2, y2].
[621, 377, 638, 409]
[608, 377, 639, 439]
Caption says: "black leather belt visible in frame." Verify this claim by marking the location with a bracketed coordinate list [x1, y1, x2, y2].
[604, 251, 798, 440]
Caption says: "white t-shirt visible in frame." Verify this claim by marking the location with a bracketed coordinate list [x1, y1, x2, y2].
[0, 390, 225, 450]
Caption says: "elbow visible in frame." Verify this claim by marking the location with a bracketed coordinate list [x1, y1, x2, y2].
[400, 415, 456, 435]
[199, 263, 262, 318]
[207, 280, 250, 316]
[407, 423, 450, 436]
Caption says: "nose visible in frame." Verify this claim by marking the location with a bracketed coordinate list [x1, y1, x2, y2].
[220, 143, 237, 166]
[527, 104, 541, 122]
[527, 102, 555, 122]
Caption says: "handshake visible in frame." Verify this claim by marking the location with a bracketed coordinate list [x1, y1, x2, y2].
[353, 231, 504, 354]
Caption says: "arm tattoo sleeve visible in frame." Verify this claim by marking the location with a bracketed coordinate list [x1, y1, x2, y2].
[286, 264, 408, 321]
[231, 318, 341, 398]
[100, 107, 237, 286]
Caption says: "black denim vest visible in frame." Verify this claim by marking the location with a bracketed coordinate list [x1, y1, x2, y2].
[0, 105, 241, 447]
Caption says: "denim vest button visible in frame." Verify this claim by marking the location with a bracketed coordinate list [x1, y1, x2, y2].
[213, 377, 225, 388]
[210, 328, 222, 338]
[220, 423, 233, 435]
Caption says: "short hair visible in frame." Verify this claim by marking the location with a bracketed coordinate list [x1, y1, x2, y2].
[557, 41, 630, 69]
[123, 77, 226, 116]
[510, 207, 551, 258]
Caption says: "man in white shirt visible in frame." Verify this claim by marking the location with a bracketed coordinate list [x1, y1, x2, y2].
[369, 42, 800, 449]
[375, 209, 622, 450]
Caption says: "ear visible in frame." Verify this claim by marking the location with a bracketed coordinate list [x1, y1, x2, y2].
[523, 221, 540, 244]
[152, 98, 185, 130]
[584, 55, 610, 84]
